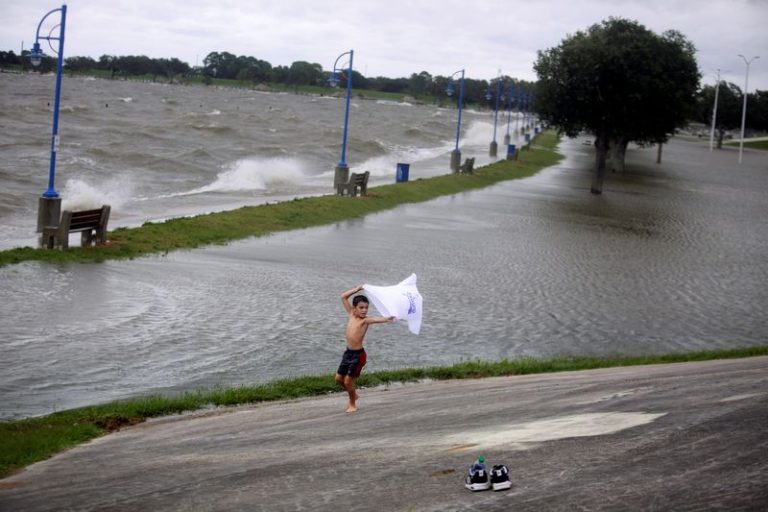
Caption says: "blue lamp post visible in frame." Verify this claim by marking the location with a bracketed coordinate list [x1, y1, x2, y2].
[503, 83, 515, 146]
[329, 49, 354, 193]
[446, 69, 465, 172]
[31, 4, 67, 237]
[485, 77, 502, 157]
[521, 89, 529, 131]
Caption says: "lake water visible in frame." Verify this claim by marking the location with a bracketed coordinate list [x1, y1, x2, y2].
[1, 73, 766, 420]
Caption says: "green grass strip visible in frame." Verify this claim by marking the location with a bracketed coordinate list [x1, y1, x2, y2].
[1, 345, 766, 478]
[723, 139, 768, 150]
[0, 132, 561, 267]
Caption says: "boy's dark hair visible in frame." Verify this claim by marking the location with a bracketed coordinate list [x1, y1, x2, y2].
[352, 295, 369, 307]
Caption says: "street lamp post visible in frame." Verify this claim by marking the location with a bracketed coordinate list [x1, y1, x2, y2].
[528, 91, 535, 130]
[520, 91, 531, 146]
[329, 49, 354, 193]
[485, 76, 502, 157]
[30, 4, 67, 236]
[737, 54, 759, 164]
[503, 83, 515, 146]
[446, 69, 465, 172]
[709, 69, 720, 152]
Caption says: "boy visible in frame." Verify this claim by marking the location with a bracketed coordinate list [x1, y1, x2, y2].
[336, 285, 394, 413]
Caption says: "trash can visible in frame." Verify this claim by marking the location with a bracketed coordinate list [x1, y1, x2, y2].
[506, 144, 516, 160]
[396, 163, 410, 183]
[524, 133, 531, 143]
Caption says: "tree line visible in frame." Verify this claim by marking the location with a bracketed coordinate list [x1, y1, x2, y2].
[0, 49, 536, 107]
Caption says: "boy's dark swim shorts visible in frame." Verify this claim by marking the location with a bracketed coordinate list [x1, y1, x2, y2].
[337, 347, 367, 378]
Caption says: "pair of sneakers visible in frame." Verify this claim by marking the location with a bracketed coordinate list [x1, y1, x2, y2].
[464, 456, 512, 491]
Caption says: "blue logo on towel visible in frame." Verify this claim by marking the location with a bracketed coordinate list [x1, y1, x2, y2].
[406, 292, 417, 314]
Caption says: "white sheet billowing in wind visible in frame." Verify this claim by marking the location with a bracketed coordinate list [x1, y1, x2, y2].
[363, 274, 423, 335]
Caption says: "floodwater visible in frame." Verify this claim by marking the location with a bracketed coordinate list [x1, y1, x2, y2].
[1, 73, 766, 420]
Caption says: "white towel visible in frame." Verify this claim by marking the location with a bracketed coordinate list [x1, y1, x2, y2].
[363, 273, 423, 335]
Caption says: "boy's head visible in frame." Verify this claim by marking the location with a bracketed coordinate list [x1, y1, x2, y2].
[352, 295, 369, 317]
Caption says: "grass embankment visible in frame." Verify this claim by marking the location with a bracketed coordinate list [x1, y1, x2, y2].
[2, 346, 767, 478]
[724, 139, 768, 150]
[0, 132, 561, 267]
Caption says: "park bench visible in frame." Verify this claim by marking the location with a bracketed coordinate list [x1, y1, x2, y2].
[339, 171, 370, 197]
[459, 157, 475, 174]
[42, 205, 111, 249]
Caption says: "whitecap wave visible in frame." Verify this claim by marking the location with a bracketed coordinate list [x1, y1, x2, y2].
[462, 119, 495, 146]
[164, 156, 311, 197]
[375, 100, 413, 107]
[60, 177, 135, 211]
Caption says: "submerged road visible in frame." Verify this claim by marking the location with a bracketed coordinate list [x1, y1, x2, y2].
[1, 357, 767, 511]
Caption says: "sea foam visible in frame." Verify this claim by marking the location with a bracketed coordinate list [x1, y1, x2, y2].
[188, 156, 310, 194]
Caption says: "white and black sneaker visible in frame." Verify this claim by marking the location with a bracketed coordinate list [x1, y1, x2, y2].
[490, 464, 512, 491]
[464, 458, 491, 491]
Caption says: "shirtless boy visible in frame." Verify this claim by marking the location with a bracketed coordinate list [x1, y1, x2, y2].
[336, 285, 394, 413]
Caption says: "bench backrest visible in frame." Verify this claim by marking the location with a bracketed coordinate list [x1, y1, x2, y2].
[59, 206, 110, 235]
[66, 208, 106, 231]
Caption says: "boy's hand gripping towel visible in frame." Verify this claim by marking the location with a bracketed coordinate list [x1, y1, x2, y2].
[363, 273, 423, 334]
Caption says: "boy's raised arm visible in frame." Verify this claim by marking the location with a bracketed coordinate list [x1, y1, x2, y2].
[341, 285, 363, 313]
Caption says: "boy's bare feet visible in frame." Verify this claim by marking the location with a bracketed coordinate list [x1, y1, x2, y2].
[345, 404, 358, 413]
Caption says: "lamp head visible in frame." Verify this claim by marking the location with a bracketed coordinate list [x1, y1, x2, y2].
[328, 72, 340, 88]
[446, 81, 454, 96]
[30, 42, 44, 67]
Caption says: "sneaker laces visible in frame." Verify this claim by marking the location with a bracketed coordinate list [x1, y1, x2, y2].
[470, 464, 485, 478]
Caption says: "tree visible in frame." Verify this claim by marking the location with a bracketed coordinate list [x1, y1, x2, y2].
[408, 71, 432, 97]
[157, 57, 190, 83]
[203, 51, 238, 79]
[534, 18, 700, 193]
[696, 82, 745, 148]
[96, 55, 119, 79]
[287, 61, 323, 86]
[65, 56, 96, 73]
[114, 55, 154, 78]
[0, 50, 22, 67]
[270, 65, 289, 84]
[367, 76, 408, 94]
[753, 90, 768, 132]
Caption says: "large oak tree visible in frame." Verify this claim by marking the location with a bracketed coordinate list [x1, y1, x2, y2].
[534, 18, 700, 194]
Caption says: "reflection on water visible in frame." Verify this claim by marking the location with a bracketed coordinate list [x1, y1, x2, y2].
[1, 75, 767, 419]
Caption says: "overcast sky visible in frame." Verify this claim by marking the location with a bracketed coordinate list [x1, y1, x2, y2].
[3, 0, 766, 91]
